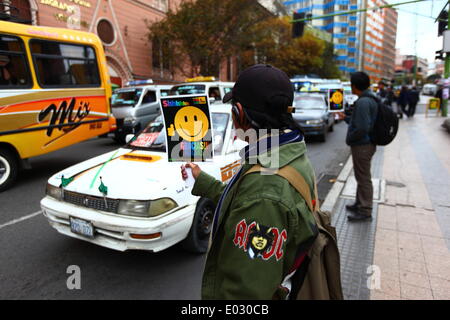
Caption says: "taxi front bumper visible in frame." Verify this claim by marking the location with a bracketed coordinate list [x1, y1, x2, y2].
[40, 196, 196, 252]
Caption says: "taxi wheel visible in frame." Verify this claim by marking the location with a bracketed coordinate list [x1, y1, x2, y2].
[0, 148, 19, 192]
[181, 198, 215, 254]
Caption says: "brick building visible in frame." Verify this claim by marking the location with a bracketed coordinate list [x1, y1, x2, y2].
[1, 0, 185, 86]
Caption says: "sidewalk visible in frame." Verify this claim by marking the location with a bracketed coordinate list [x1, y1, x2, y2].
[325, 114, 450, 300]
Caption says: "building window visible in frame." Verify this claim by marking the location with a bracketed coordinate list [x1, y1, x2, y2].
[136, 0, 168, 12]
[97, 19, 115, 46]
[152, 37, 170, 71]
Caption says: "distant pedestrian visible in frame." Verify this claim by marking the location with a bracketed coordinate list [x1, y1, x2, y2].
[385, 86, 395, 108]
[397, 86, 409, 118]
[346, 72, 378, 221]
[376, 81, 387, 104]
[435, 85, 443, 110]
[407, 86, 420, 117]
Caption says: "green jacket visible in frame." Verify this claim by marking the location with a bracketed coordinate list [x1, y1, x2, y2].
[192, 140, 318, 299]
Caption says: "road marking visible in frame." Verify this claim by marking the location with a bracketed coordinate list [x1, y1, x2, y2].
[0, 210, 42, 230]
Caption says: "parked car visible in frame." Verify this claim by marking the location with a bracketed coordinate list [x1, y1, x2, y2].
[292, 93, 335, 142]
[422, 83, 438, 96]
[170, 77, 234, 104]
[111, 80, 172, 143]
[40, 105, 246, 253]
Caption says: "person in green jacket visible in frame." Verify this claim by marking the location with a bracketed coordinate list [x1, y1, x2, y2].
[181, 64, 318, 300]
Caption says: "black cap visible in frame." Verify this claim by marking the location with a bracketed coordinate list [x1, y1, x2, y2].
[223, 64, 293, 113]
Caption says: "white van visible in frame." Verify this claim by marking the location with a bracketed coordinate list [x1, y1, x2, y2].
[111, 80, 172, 142]
[169, 77, 234, 104]
[422, 83, 438, 96]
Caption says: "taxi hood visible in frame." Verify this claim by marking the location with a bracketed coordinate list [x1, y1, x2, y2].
[48, 148, 191, 201]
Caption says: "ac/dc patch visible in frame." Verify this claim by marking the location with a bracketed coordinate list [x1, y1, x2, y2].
[233, 219, 287, 261]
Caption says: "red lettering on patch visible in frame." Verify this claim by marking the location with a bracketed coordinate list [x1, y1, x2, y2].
[233, 219, 247, 248]
[275, 229, 288, 261]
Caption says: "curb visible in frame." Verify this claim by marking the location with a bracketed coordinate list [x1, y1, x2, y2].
[320, 155, 352, 213]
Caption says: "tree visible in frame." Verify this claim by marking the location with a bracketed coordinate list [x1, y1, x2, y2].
[426, 73, 442, 84]
[240, 16, 332, 78]
[148, 3, 341, 79]
[148, 0, 269, 78]
[313, 41, 341, 79]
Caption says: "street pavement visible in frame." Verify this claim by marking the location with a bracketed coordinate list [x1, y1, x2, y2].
[328, 96, 450, 300]
[0, 120, 350, 299]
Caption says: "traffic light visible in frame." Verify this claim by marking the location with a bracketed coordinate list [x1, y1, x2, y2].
[438, 10, 448, 36]
[292, 12, 305, 38]
[436, 50, 444, 60]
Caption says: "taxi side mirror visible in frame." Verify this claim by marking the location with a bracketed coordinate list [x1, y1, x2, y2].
[125, 134, 134, 144]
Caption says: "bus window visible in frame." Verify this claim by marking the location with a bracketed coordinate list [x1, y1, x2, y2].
[0, 34, 31, 89]
[30, 40, 100, 87]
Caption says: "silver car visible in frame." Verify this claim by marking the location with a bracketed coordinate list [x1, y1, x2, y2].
[292, 93, 335, 142]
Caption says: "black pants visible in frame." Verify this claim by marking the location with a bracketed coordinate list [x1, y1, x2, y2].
[399, 103, 408, 117]
[408, 103, 417, 117]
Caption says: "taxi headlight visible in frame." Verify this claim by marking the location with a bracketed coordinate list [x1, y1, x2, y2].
[124, 117, 137, 125]
[118, 200, 150, 217]
[148, 198, 178, 217]
[118, 198, 178, 217]
[46, 183, 63, 200]
[306, 119, 323, 125]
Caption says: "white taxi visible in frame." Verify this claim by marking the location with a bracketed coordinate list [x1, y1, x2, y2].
[40, 104, 246, 253]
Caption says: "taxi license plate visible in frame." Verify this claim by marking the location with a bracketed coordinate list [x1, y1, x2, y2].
[70, 217, 94, 238]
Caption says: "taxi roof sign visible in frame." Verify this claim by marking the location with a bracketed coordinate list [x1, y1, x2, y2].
[125, 79, 154, 86]
[185, 76, 216, 82]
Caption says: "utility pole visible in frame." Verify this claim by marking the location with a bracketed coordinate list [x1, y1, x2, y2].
[443, 1, 450, 117]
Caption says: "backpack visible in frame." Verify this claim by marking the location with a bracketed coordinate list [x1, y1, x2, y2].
[243, 165, 344, 300]
[365, 94, 399, 146]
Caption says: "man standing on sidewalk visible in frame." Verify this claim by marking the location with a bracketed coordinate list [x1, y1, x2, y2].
[346, 72, 378, 221]
[407, 86, 420, 118]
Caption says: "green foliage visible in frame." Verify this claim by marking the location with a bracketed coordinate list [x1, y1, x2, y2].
[148, 0, 264, 77]
[148, 3, 341, 79]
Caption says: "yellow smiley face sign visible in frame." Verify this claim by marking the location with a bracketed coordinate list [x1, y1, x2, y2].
[330, 90, 343, 105]
[328, 88, 344, 112]
[160, 95, 213, 162]
[173, 106, 209, 142]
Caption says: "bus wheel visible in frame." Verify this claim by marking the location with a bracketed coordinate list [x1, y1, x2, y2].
[0, 148, 18, 192]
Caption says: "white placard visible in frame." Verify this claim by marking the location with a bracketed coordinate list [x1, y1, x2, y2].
[443, 30, 450, 53]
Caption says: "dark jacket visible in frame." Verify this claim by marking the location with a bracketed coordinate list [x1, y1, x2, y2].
[407, 89, 420, 105]
[192, 141, 317, 299]
[398, 89, 409, 106]
[346, 89, 378, 146]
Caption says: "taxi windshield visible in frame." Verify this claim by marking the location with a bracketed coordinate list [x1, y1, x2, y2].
[112, 89, 143, 106]
[293, 96, 325, 110]
[170, 84, 206, 95]
[127, 112, 230, 154]
[344, 86, 352, 94]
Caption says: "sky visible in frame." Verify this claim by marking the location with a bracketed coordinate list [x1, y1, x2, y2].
[390, 0, 448, 63]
